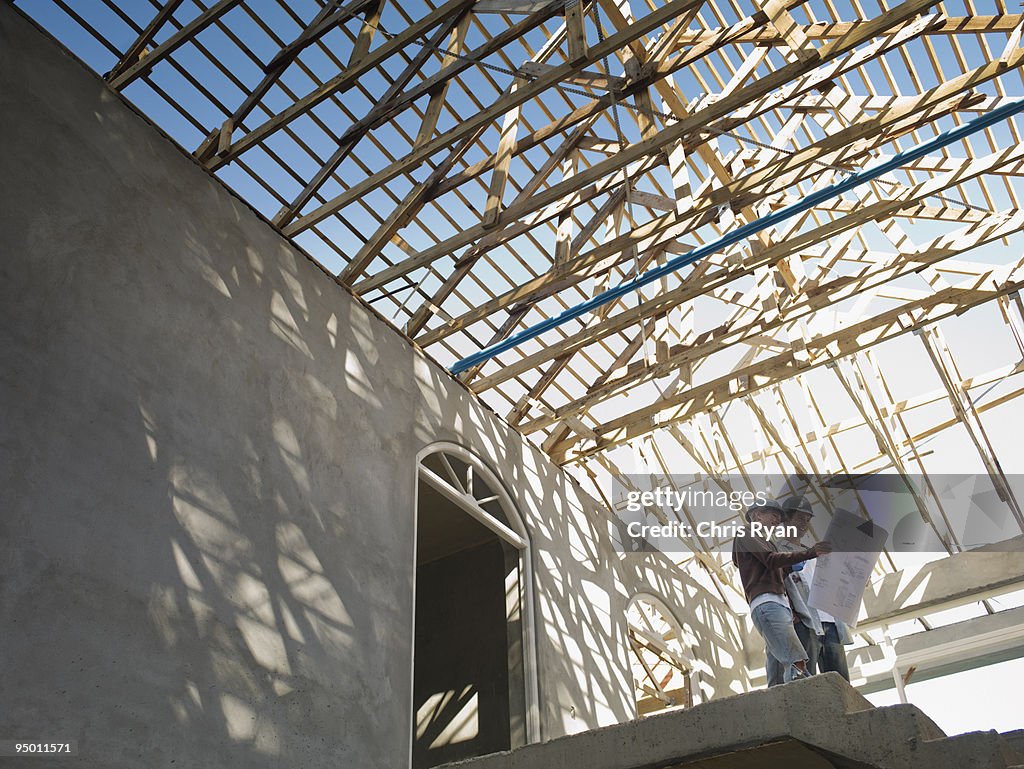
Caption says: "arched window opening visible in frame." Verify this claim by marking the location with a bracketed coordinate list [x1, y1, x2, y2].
[412, 445, 538, 768]
[627, 595, 699, 716]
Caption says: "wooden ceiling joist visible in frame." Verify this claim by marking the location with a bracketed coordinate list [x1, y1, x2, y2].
[29, 0, 1024, 604]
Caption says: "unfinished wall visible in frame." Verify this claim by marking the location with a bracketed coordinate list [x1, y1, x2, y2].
[0, 6, 753, 768]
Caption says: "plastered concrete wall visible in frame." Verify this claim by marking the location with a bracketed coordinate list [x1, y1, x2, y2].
[0, 6, 752, 767]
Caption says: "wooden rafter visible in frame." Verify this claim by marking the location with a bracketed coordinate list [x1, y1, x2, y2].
[32, 0, 1024, 609]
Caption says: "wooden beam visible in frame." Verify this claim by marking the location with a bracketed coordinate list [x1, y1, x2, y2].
[758, 0, 817, 62]
[272, 7, 472, 226]
[518, 60, 626, 90]
[565, 0, 589, 65]
[507, 204, 674, 422]
[106, 0, 187, 81]
[484, 78, 527, 229]
[551, 269, 1024, 462]
[349, 5, 940, 293]
[108, 0, 245, 90]
[207, 0, 478, 170]
[512, 202, 1024, 432]
[348, 0, 385, 67]
[415, 12, 474, 147]
[413, 47, 1019, 347]
[553, 151, 579, 263]
[667, 140, 692, 215]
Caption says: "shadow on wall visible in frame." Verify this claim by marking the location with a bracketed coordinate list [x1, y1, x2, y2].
[374, 328, 755, 734]
[0, 12, 427, 765]
[0, 9, 748, 769]
[412, 363, 641, 734]
[620, 554, 760, 705]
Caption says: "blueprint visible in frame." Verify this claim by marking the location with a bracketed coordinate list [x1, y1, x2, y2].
[807, 508, 889, 627]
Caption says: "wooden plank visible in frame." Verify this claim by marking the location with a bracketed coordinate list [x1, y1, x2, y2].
[108, 0, 245, 90]
[414, 45, 1021, 347]
[565, 0, 588, 65]
[550, 271, 1024, 461]
[106, 0, 187, 81]
[350, 5, 940, 292]
[279, 0, 723, 231]
[207, 0, 478, 170]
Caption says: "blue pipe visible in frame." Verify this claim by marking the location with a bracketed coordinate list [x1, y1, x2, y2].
[451, 94, 1024, 375]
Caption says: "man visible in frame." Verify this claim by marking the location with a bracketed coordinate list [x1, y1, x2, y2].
[781, 495, 855, 680]
[778, 496, 823, 676]
[731, 498, 832, 686]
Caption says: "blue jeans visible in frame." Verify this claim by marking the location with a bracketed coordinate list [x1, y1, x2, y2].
[820, 622, 850, 681]
[751, 601, 809, 686]
[795, 621, 821, 675]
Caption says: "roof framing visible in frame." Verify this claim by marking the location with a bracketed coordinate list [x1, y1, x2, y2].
[19, 0, 1024, 617]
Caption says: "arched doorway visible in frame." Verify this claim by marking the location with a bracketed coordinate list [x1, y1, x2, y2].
[411, 444, 539, 768]
[626, 593, 701, 716]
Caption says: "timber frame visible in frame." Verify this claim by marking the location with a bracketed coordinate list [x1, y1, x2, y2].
[20, 0, 1024, 644]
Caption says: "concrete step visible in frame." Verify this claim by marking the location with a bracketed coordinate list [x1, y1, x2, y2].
[438, 674, 1016, 769]
[1003, 729, 1024, 761]
[913, 730, 1022, 769]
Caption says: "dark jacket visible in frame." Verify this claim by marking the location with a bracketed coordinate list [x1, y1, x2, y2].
[731, 535, 817, 605]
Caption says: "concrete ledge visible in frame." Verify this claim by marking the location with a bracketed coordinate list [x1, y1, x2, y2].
[860, 539, 1024, 630]
[438, 674, 1016, 769]
[1003, 730, 1024, 761]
